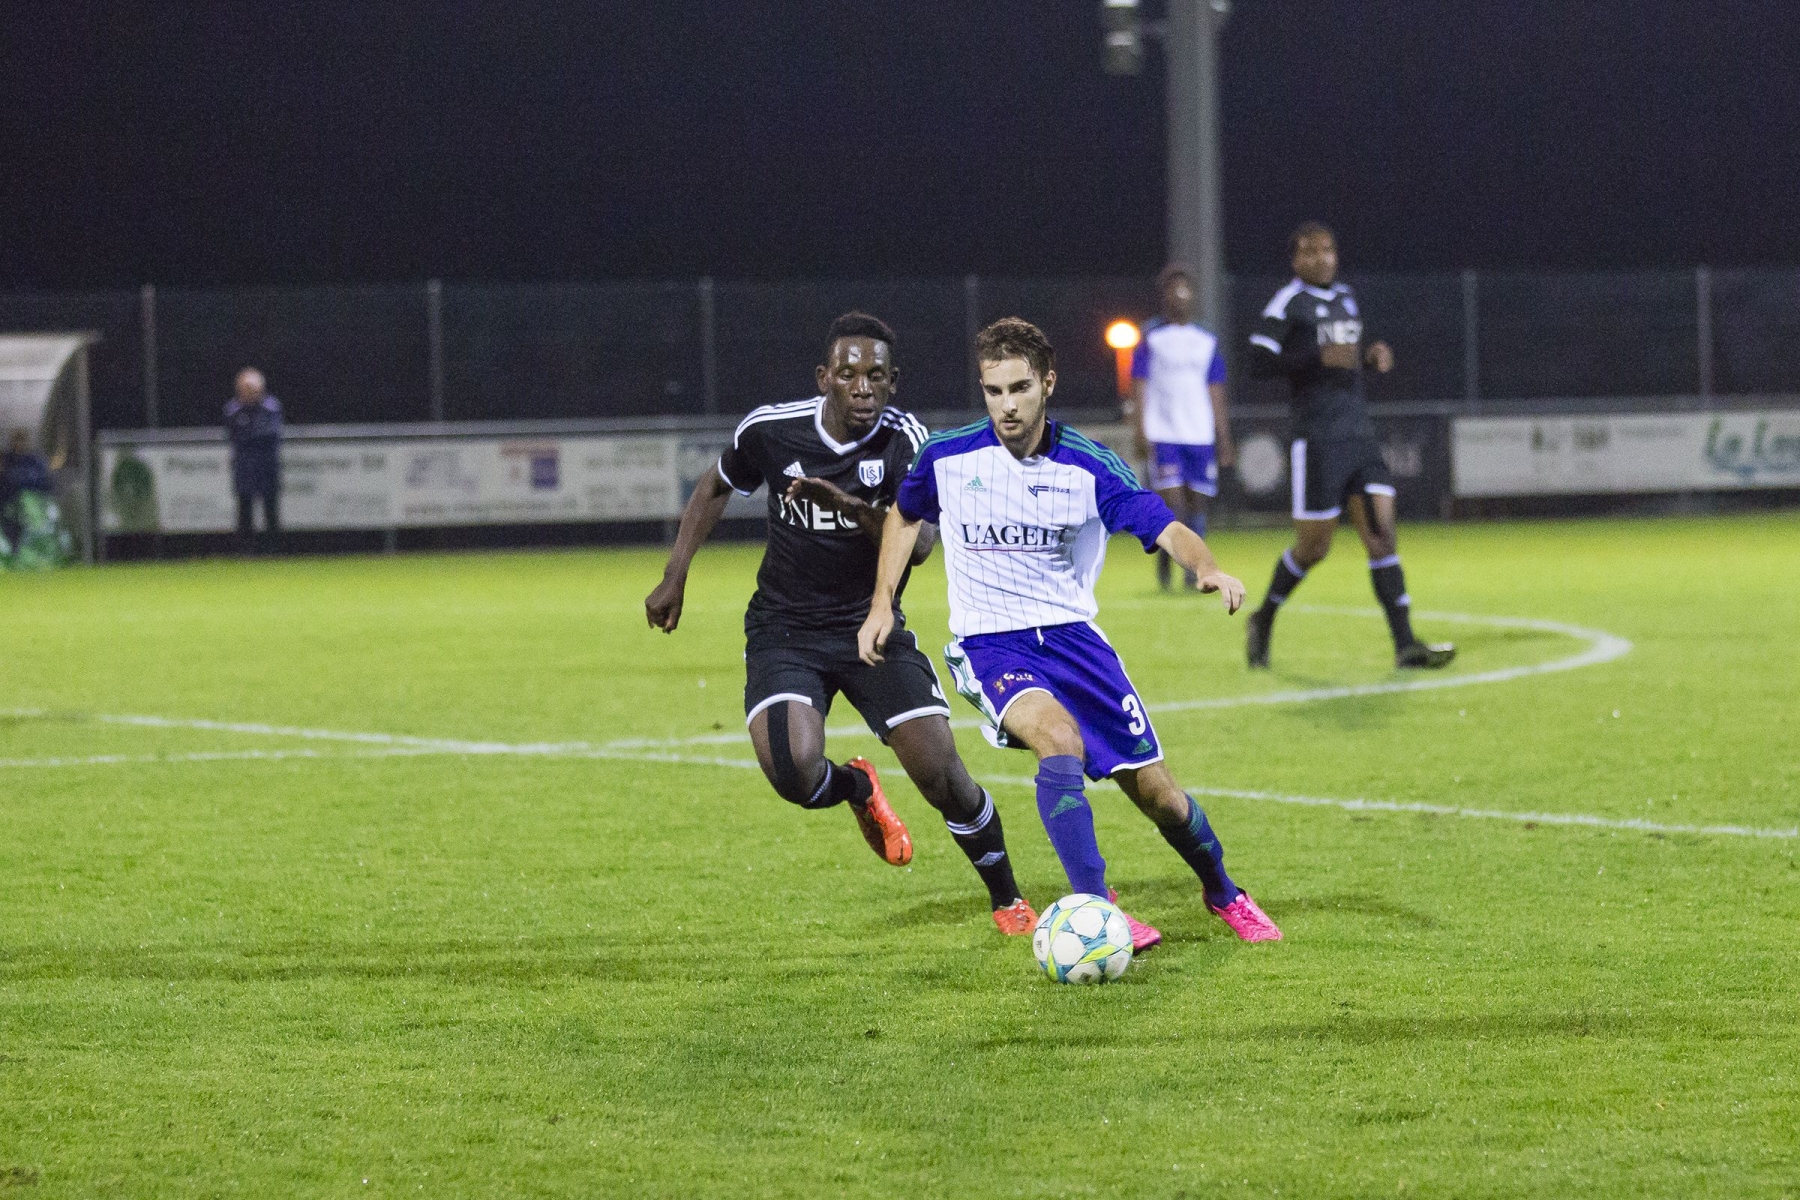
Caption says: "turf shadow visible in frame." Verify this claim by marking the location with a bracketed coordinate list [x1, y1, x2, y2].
[1278, 891, 1439, 928]
[1246, 1005, 1759, 1046]
[0, 932, 725, 985]
[891, 893, 1003, 930]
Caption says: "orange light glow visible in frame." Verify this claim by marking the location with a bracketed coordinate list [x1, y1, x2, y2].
[1104, 319, 1141, 350]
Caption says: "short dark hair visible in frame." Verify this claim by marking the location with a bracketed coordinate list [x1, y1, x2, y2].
[975, 317, 1056, 380]
[1288, 221, 1336, 259]
[1157, 262, 1194, 290]
[825, 312, 896, 361]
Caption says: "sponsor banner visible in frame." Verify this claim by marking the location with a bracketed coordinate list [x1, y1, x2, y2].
[1452, 410, 1800, 497]
[101, 433, 762, 533]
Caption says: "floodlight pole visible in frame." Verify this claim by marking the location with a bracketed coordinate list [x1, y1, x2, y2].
[1105, 1, 1231, 330]
[1164, 0, 1230, 331]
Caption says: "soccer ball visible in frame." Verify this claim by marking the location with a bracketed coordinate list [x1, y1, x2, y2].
[1031, 893, 1133, 984]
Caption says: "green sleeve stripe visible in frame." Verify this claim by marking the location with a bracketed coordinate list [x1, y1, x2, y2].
[921, 419, 990, 449]
[1062, 429, 1141, 488]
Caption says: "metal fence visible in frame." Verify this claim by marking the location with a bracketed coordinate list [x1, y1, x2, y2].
[2, 268, 1795, 432]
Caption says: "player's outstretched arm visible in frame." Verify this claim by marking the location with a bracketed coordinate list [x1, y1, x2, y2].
[645, 468, 734, 633]
[1156, 522, 1245, 614]
[858, 505, 922, 664]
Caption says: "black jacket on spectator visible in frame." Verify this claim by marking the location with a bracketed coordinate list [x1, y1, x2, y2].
[0, 448, 51, 507]
[224, 396, 283, 495]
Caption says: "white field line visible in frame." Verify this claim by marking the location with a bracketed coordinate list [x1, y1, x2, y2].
[4, 739, 1790, 840]
[1, 607, 1630, 755]
[17, 608, 1772, 840]
[0, 747, 444, 769]
[605, 606, 1635, 746]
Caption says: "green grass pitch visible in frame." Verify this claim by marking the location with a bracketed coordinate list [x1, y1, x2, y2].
[2, 513, 1797, 1197]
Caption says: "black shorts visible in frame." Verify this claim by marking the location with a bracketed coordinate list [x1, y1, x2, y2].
[1290, 436, 1395, 521]
[743, 627, 952, 742]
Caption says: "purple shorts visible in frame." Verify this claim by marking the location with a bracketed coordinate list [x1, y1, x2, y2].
[1149, 442, 1218, 496]
[951, 622, 1162, 782]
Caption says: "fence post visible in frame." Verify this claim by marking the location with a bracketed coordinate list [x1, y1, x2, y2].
[1461, 268, 1479, 409]
[426, 278, 445, 423]
[963, 273, 981, 408]
[140, 283, 159, 428]
[1695, 265, 1714, 407]
[699, 276, 718, 415]
[78, 345, 96, 564]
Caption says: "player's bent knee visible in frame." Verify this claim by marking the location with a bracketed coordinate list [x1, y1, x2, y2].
[1294, 537, 1331, 568]
[1034, 723, 1086, 761]
[770, 757, 831, 808]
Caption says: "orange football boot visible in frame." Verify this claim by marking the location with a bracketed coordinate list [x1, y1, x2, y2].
[990, 898, 1038, 935]
[846, 757, 912, 866]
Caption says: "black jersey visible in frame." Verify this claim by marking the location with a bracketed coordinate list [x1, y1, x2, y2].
[1247, 278, 1378, 443]
[717, 397, 928, 641]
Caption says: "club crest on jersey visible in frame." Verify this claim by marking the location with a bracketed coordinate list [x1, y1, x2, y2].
[858, 460, 885, 488]
[782, 460, 805, 478]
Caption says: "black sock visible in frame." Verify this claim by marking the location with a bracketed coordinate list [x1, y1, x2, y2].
[1158, 795, 1240, 911]
[803, 760, 873, 810]
[944, 789, 1022, 910]
[1258, 549, 1308, 618]
[1156, 549, 1172, 589]
[1368, 555, 1415, 648]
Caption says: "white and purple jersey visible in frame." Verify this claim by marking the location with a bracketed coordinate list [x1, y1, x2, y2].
[895, 420, 1177, 638]
[1131, 319, 1227, 447]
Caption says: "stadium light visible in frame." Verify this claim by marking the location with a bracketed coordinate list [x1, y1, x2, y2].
[1105, 319, 1141, 398]
[1102, 0, 1146, 75]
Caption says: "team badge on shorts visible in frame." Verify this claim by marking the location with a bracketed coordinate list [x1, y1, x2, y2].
[859, 460, 885, 487]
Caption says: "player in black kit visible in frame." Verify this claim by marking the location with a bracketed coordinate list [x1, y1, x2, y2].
[1244, 223, 1455, 670]
[645, 313, 1039, 934]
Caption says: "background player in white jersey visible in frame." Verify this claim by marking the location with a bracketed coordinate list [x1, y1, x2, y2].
[859, 318, 1282, 947]
[1128, 264, 1235, 591]
[646, 313, 1038, 934]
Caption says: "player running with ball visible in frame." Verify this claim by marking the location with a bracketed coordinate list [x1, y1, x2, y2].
[646, 313, 1038, 935]
[858, 318, 1281, 947]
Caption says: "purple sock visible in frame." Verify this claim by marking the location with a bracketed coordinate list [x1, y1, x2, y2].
[1034, 755, 1107, 896]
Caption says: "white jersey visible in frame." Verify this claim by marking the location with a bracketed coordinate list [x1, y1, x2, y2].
[895, 420, 1176, 638]
[1131, 318, 1227, 446]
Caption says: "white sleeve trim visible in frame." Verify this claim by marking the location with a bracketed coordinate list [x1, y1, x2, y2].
[1249, 334, 1283, 354]
[717, 460, 758, 497]
[1261, 279, 1304, 319]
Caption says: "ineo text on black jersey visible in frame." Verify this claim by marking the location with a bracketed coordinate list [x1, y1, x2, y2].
[1247, 279, 1379, 443]
[717, 397, 928, 640]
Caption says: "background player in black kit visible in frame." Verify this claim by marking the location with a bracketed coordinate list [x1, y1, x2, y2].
[1244, 223, 1456, 670]
[645, 313, 1039, 935]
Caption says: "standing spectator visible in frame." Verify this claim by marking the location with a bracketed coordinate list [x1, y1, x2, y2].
[1, 428, 52, 552]
[224, 367, 283, 554]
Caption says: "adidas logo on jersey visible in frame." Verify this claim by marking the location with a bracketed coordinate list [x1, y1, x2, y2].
[782, 460, 805, 478]
[965, 476, 985, 491]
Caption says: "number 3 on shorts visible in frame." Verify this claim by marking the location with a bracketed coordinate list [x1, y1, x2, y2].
[1120, 694, 1147, 735]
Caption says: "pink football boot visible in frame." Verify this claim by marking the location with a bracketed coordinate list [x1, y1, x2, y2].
[1210, 891, 1283, 942]
[1107, 888, 1163, 953]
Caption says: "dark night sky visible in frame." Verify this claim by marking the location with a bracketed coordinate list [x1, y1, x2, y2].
[4, 1, 1799, 288]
